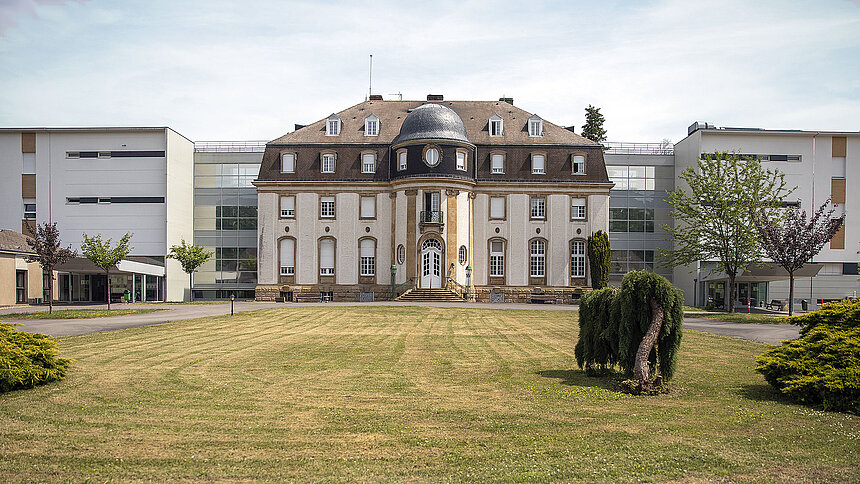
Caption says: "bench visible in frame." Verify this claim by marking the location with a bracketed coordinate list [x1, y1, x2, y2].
[764, 300, 784, 311]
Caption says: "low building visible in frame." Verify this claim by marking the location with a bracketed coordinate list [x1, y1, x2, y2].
[254, 96, 612, 302]
[0, 229, 43, 305]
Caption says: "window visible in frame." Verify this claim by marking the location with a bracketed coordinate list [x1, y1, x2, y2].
[458, 245, 467, 265]
[456, 151, 467, 171]
[571, 198, 586, 220]
[281, 153, 295, 173]
[572, 155, 586, 175]
[489, 196, 505, 220]
[424, 146, 440, 167]
[610, 208, 655, 232]
[280, 238, 295, 276]
[608, 165, 655, 190]
[532, 154, 545, 174]
[66, 152, 80, 158]
[398, 150, 407, 171]
[570, 240, 586, 278]
[360, 239, 376, 276]
[360, 195, 376, 219]
[362, 153, 376, 173]
[489, 240, 505, 277]
[490, 114, 503, 136]
[23, 203, 36, 220]
[321, 153, 336, 173]
[491, 153, 505, 174]
[97, 152, 111, 159]
[326, 115, 341, 136]
[319, 238, 335, 276]
[320, 196, 335, 218]
[280, 196, 295, 218]
[528, 115, 543, 137]
[364, 114, 379, 136]
[396, 244, 405, 265]
[530, 197, 546, 219]
[530, 239, 546, 277]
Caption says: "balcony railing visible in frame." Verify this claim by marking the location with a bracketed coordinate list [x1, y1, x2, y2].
[194, 141, 267, 153]
[420, 210, 443, 224]
[604, 141, 674, 155]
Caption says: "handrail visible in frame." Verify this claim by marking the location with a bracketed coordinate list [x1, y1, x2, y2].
[446, 277, 468, 299]
[419, 210, 443, 224]
[392, 277, 416, 299]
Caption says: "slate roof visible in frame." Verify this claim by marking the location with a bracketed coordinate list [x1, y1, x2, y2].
[269, 100, 599, 146]
[393, 103, 471, 145]
[0, 229, 35, 255]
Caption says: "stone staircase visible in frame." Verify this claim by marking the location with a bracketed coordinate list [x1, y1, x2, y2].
[395, 288, 465, 302]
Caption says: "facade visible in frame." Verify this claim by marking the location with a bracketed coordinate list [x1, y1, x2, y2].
[254, 96, 612, 302]
[0, 128, 194, 302]
[673, 124, 859, 309]
[192, 141, 265, 299]
[0, 229, 43, 305]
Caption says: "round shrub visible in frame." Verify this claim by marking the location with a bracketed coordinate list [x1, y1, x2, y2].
[0, 323, 71, 393]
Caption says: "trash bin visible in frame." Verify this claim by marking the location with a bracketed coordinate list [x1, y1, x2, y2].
[801, 300, 808, 311]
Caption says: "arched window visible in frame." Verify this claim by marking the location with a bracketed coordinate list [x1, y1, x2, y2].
[360, 238, 376, 277]
[570, 240, 586, 279]
[279, 238, 295, 276]
[489, 239, 505, 278]
[364, 114, 379, 136]
[422, 239, 442, 251]
[319, 238, 335, 276]
[530, 239, 546, 278]
[396, 244, 406, 265]
[458, 245, 467, 265]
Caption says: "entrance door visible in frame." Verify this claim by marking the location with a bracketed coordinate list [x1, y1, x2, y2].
[421, 239, 442, 288]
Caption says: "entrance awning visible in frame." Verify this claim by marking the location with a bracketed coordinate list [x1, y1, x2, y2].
[701, 263, 823, 282]
[56, 257, 165, 277]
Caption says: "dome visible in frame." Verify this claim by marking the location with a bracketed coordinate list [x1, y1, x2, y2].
[394, 103, 470, 144]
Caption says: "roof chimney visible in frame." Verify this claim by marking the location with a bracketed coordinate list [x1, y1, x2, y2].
[499, 97, 514, 105]
[369, 94, 383, 101]
[426, 94, 444, 101]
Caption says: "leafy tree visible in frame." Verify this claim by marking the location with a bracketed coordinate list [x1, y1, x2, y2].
[587, 230, 610, 289]
[80, 232, 133, 310]
[662, 152, 792, 312]
[581, 104, 607, 144]
[25, 222, 77, 314]
[167, 239, 213, 302]
[754, 199, 844, 315]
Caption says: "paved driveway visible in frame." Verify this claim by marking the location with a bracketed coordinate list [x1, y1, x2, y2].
[683, 317, 799, 345]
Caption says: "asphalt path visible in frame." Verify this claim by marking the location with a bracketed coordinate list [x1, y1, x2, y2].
[0, 301, 799, 344]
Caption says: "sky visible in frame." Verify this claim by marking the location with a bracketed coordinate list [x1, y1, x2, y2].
[0, 0, 858, 143]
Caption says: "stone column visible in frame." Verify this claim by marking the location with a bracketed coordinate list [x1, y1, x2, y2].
[446, 189, 458, 277]
[405, 189, 417, 281]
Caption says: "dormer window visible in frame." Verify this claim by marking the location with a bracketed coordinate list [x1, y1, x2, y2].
[489, 114, 503, 136]
[326, 114, 341, 136]
[361, 152, 376, 173]
[528, 115, 543, 137]
[531, 153, 545, 174]
[572, 154, 586, 175]
[364, 114, 379, 136]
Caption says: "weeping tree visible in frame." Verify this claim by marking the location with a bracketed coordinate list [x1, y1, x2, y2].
[167, 239, 213, 302]
[574, 287, 617, 374]
[80, 232, 133, 310]
[754, 200, 844, 316]
[25, 223, 77, 314]
[587, 230, 610, 289]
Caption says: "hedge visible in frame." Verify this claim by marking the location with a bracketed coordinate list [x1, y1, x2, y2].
[0, 323, 71, 393]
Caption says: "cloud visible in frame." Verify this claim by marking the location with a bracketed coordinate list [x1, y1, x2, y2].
[0, 0, 86, 36]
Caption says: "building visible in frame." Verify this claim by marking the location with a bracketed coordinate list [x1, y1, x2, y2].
[192, 141, 265, 300]
[673, 123, 859, 309]
[0, 128, 194, 302]
[254, 96, 612, 302]
[0, 229, 43, 305]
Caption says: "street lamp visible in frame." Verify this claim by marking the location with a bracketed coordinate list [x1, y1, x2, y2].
[230, 293, 235, 316]
[465, 265, 472, 301]
[390, 264, 397, 299]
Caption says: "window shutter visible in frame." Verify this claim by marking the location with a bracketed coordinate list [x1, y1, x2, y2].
[280, 196, 295, 214]
[492, 154, 504, 173]
[532, 154, 545, 173]
[281, 239, 295, 267]
[491, 240, 503, 253]
[360, 196, 375, 218]
[490, 197, 505, 219]
[360, 239, 375, 258]
[320, 239, 335, 271]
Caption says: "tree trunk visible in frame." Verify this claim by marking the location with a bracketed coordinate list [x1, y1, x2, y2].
[189, 272, 193, 302]
[727, 273, 736, 313]
[634, 297, 665, 384]
[106, 269, 111, 311]
[788, 272, 795, 316]
[48, 268, 53, 314]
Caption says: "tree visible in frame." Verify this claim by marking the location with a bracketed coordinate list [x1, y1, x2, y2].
[80, 233, 133, 310]
[754, 200, 844, 316]
[662, 152, 792, 312]
[587, 230, 610, 289]
[25, 223, 77, 314]
[167, 239, 213, 302]
[581, 105, 607, 144]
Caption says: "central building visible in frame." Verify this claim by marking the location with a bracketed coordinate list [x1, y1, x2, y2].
[254, 96, 611, 302]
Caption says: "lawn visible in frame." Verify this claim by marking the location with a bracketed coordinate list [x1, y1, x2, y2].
[1, 306, 857, 482]
[687, 311, 790, 324]
[0, 308, 162, 320]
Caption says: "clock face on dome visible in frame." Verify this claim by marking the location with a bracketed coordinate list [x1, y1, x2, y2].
[424, 147, 440, 167]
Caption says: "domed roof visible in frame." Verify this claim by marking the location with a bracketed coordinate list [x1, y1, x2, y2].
[394, 103, 470, 144]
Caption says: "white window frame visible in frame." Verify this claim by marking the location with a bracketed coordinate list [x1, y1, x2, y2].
[321, 153, 336, 173]
[491, 153, 505, 174]
[456, 151, 467, 171]
[529, 116, 543, 137]
[280, 238, 295, 276]
[280, 195, 295, 218]
[360, 238, 376, 276]
[571, 197, 586, 220]
[362, 153, 376, 174]
[326, 116, 341, 136]
[490, 115, 503, 136]
[364, 115, 379, 136]
[570, 240, 586, 278]
[458, 245, 467, 265]
[398, 150, 407, 171]
[572, 154, 586, 175]
[489, 240, 505, 277]
[281, 153, 296, 173]
[530, 239, 546, 278]
[532, 154, 545, 174]
[320, 196, 335, 218]
[319, 238, 335, 276]
[530, 197, 546, 220]
[396, 244, 405, 265]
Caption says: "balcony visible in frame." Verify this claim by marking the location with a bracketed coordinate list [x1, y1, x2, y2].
[420, 210, 443, 227]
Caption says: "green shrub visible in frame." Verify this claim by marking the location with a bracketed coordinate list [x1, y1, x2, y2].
[587, 231, 610, 289]
[575, 287, 617, 373]
[757, 303, 860, 414]
[0, 323, 71, 393]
